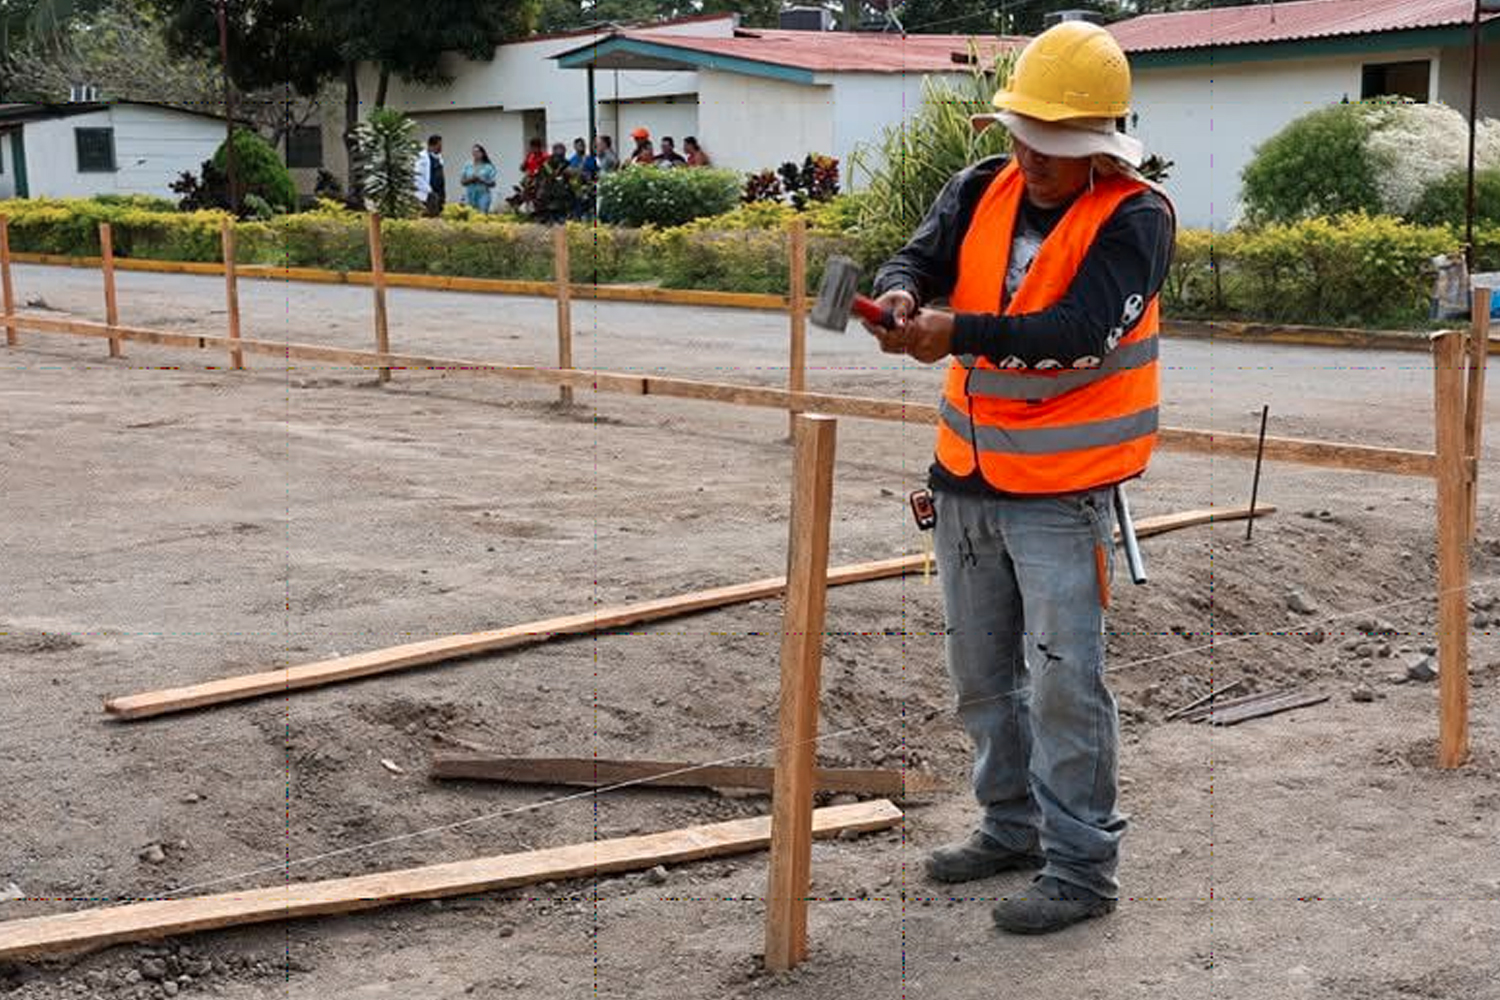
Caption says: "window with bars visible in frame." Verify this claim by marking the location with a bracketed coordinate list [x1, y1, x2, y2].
[75, 127, 116, 172]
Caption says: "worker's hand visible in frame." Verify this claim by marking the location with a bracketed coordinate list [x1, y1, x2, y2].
[862, 289, 917, 348]
[903, 309, 955, 365]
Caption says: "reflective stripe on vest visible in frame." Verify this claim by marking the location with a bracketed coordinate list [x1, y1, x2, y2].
[939, 397, 1159, 455]
[963, 335, 1160, 401]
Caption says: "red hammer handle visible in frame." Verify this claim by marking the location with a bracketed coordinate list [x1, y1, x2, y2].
[851, 294, 897, 330]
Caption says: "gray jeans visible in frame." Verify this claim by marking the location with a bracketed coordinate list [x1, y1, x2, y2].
[934, 486, 1126, 897]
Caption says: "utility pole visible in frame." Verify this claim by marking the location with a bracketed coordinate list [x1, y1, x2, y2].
[216, 0, 239, 216]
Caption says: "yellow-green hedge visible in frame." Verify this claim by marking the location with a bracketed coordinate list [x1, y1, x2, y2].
[0, 198, 1476, 327]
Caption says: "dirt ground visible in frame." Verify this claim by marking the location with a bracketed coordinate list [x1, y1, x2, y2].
[2, 265, 1499, 999]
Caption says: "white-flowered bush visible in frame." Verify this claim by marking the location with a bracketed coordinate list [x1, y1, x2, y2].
[1242, 99, 1500, 225]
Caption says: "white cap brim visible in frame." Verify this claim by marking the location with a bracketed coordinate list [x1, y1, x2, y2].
[971, 110, 1145, 169]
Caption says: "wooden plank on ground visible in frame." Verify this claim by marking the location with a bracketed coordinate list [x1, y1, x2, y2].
[1207, 690, 1329, 726]
[0, 800, 901, 960]
[429, 755, 943, 797]
[102, 507, 1272, 720]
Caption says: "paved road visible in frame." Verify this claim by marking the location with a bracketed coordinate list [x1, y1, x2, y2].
[6, 261, 1490, 457]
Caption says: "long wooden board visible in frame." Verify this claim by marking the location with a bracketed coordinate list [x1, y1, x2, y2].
[102, 506, 1273, 721]
[428, 755, 943, 796]
[0, 800, 901, 960]
[101, 505, 1271, 721]
[5, 311, 1438, 477]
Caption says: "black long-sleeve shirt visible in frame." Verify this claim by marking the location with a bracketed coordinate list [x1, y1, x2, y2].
[872, 156, 1175, 497]
[872, 155, 1174, 370]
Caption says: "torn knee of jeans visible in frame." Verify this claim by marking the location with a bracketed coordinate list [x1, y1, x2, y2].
[1035, 642, 1064, 667]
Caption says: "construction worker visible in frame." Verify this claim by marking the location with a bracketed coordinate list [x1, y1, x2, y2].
[863, 21, 1175, 935]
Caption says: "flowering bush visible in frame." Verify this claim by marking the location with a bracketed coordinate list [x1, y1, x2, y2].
[1243, 101, 1500, 224]
[597, 166, 740, 227]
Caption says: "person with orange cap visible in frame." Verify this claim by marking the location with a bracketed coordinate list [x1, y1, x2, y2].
[862, 20, 1175, 935]
[628, 127, 655, 166]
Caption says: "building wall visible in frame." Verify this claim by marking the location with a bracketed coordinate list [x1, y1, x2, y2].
[19, 106, 225, 200]
[696, 71, 832, 175]
[0, 132, 15, 199]
[1131, 46, 1442, 229]
[829, 71, 965, 191]
[357, 21, 733, 194]
[288, 100, 351, 202]
[599, 95, 698, 158]
[1435, 40, 1500, 117]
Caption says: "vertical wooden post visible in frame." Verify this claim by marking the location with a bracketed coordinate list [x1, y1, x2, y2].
[786, 219, 808, 437]
[99, 222, 122, 358]
[763, 413, 837, 973]
[1465, 286, 1491, 541]
[554, 225, 573, 406]
[368, 212, 390, 384]
[0, 216, 16, 347]
[220, 218, 243, 371]
[1433, 330, 1470, 769]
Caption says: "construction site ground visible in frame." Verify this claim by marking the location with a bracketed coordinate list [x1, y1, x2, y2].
[2, 265, 1499, 1000]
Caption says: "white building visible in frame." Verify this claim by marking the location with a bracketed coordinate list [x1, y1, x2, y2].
[0, 101, 231, 201]
[362, 14, 1023, 199]
[1109, 0, 1500, 229]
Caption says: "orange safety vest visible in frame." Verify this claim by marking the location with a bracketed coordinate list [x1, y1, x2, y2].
[935, 160, 1165, 495]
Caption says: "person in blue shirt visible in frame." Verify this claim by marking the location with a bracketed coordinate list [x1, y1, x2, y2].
[460, 144, 497, 213]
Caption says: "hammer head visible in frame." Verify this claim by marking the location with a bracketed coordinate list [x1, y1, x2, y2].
[810, 255, 861, 332]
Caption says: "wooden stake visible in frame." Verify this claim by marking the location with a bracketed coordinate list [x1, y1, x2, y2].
[99, 223, 121, 358]
[764, 413, 837, 973]
[554, 225, 573, 406]
[786, 218, 807, 438]
[0, 216, 15, 347]
[1433, 330, 1470, 768]
[1465, 286, 1491, 541]
[220, 219, 243, 371]
[367, 212, 390, 383]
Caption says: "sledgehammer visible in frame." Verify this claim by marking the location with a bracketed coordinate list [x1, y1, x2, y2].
[811, 255, 899, 331]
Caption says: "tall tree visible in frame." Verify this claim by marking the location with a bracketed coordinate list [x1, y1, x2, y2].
[10, 0, 328, 141]
[149, 0, 539, 197]
[537, 0, 782, 34]
[0, 0, 107, 98]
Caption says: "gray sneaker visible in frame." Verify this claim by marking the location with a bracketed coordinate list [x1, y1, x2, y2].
[991, 875, 1116, 935]
[924, 830, 1043, 884]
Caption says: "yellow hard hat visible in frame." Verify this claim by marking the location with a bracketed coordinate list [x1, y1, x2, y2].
[992, 21, 1131, 122]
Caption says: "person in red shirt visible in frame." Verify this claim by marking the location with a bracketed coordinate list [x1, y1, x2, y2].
[522, 138, 547, 176]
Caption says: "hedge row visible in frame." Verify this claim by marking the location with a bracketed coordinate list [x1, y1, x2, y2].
[2, 198, 1492, 329]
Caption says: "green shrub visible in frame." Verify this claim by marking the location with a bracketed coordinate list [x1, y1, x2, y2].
[0, 196, 1471, 328]
[598, 166, 740, 227]
[212, 129, 297, 213]
[1410, 168, 1500, 228]
[1241, 104, 1383, 224]
[1474, 225, 1500, 272]
[92, 193, 179, 212]
[1224, 214, 1456, 326]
